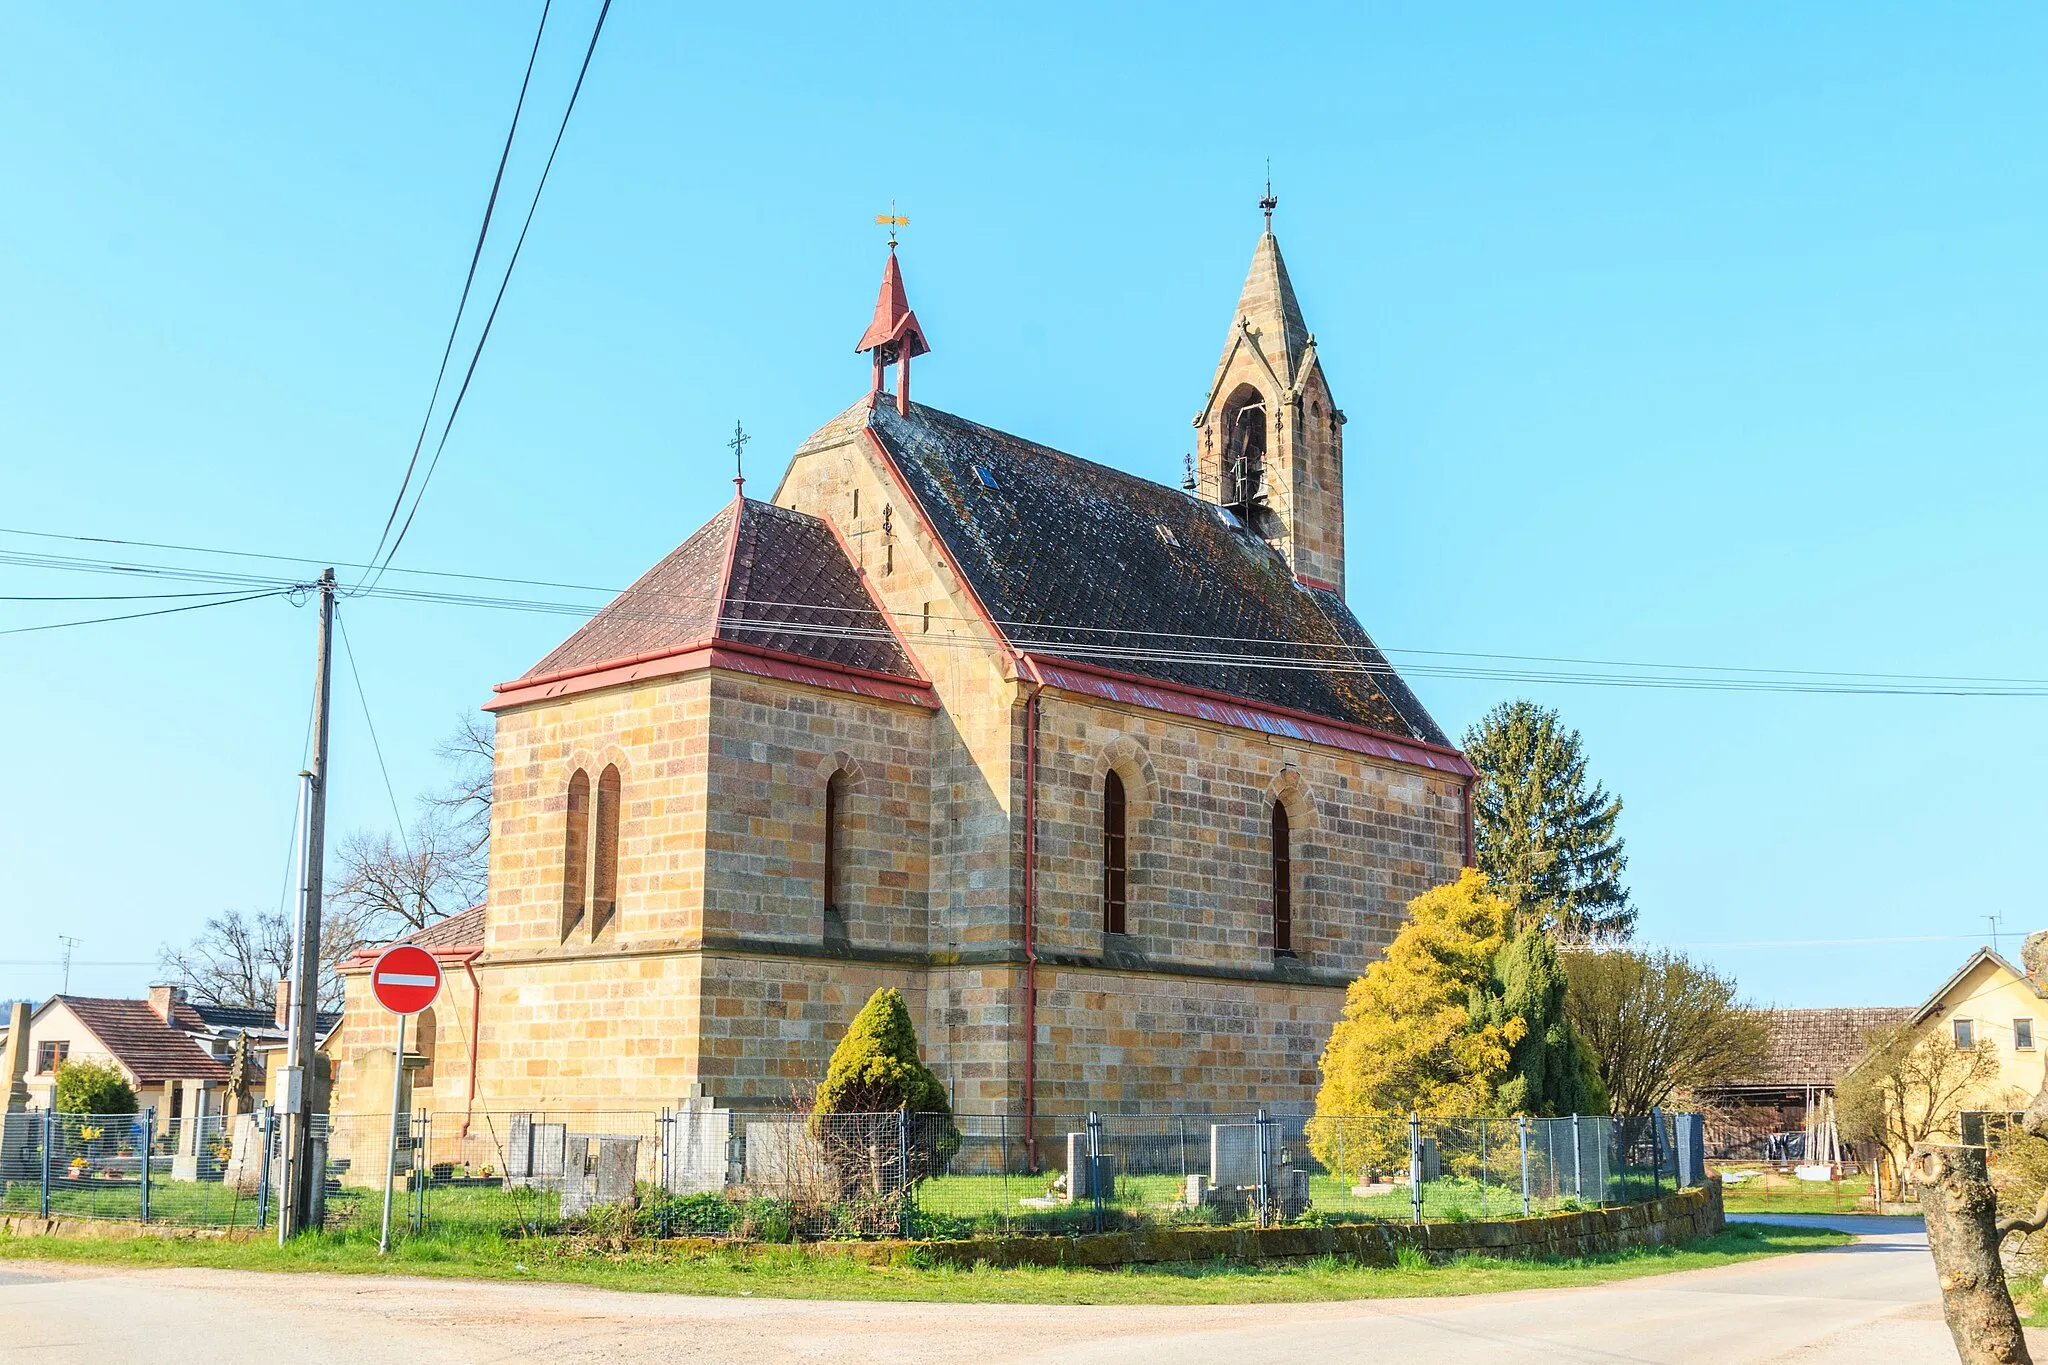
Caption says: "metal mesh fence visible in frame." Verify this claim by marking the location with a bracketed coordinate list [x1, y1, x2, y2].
[2, 1106, 1706, 1243]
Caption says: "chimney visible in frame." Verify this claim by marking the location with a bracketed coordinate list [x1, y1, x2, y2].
[145, 984, 185, 1022]
[275, 978, 292, 1031]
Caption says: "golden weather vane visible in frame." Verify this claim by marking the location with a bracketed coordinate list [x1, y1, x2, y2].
[875, 201, 909, 248]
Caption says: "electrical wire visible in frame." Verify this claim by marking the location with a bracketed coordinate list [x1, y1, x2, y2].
[336, 605, 415, 863]
[364, 0, 555, 574]
[6, 534, 2048, 695]
[0, 587, 292, 637]
[365, 0, 612, 592]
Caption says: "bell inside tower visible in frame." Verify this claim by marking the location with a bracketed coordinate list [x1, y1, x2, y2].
[1221, 385, 1267, 517]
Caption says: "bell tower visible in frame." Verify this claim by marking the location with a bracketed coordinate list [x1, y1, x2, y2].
[1193, 192, 1347, 595]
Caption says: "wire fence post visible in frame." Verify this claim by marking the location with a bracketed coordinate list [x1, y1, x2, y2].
[896, 1107, 911, 1239]
[1650, 1106, 1664, 1199]
[1478, 1118, 1488, 1219]
[39, 1109, 51, 1217]
[1255, 1107, 1271, 1229]
[257, 1108, 275, 1230]
[139, 1107, 154, 1224]
[1571, 1113, 1583, 1204]
[1518, 1115, 1531, 1216]
[1409, 1111, 1422, 1225]
[1087, 1111, 1103, 1234]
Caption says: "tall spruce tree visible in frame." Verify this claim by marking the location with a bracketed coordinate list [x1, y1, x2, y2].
[1463, 700, 1634, 940]
[1469, 928, 1607, 1116]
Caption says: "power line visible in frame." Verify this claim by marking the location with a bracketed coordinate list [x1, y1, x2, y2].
[365, 0, 556, 572]
[8, 533, 2048, 695]
[0, 587, 291, 637]
[335, 605, 415, 861]
[365, 0, 613, 590]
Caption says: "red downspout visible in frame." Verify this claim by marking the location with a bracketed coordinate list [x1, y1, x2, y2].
[1021, 676, 1042, 1170]
[462, 959, 483, 1138]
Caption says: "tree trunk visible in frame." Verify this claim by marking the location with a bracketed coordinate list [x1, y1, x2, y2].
[1911, 1143, 2030, 1364]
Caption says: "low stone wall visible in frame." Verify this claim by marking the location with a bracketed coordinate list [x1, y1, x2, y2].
[860, 1179, 1726, 1270]
[1, 1215, 259, 1242]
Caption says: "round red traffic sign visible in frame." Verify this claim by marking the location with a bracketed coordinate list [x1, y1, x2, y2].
[370, 943, 443, 1015]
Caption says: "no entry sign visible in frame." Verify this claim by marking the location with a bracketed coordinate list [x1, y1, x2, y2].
[370, 943, 443, 1015]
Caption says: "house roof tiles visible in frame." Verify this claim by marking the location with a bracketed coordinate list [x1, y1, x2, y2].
[56, 996, 230, 1087]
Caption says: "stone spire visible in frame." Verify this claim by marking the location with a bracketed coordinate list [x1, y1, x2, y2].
[1193, 215, 1347, 596]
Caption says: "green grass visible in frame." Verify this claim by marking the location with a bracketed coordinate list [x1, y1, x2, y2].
[0, 1221, 1848, 1305]
[1716, 1169, 1886, 1216]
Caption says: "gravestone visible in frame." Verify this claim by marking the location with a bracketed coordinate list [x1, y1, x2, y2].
[220, 1112, 266, 1194]
[1674, 1114, 1704, 1188]
[743, 1119, 838, 1203]
[1062, 1131, 1117, 1201]
[662, 1087, 734, 1195]
[1209, 1123, 1264, 1191]
[504, 1114, 568, 1188]
[560, 1134, 640, 1218]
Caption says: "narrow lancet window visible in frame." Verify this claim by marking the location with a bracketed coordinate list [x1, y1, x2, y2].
[561, 769, 590, 940]
[591, 764, 621, 937]
[1272, 801, 1292, 954]
[1103, 771, 1128, 935]
[824, 771, 846, 914]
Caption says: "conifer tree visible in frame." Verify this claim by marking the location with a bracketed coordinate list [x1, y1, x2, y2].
[813, 987, 951, 1117]
[1463, 700, 1634, 940]
[1469, 928, 1607, 1116]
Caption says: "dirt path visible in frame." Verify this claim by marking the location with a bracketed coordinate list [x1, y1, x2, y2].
[0, 1223, 1988, 1363]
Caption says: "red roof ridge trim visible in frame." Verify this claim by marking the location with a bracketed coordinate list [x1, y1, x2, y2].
[1024, 651, 1476, 777]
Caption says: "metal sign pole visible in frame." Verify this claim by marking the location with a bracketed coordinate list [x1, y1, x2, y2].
[379, 1012, 406, 1254]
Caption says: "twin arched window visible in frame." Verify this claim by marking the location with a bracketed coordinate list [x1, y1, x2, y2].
[1097, 768, 1294, 955]
[561, 764, 622, 941]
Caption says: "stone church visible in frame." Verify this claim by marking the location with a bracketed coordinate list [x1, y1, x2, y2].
[333, 214, 1474, 1129]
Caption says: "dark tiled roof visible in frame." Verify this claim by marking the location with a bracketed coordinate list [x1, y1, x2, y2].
[404, 904, 486, 950]
[189, 1004, 277, 1032]
[864, 401, 1448, 743]
[522, 500, 916, 682]
[1718, 1007, 1914, 1089]
[57, 996, 230, 1086]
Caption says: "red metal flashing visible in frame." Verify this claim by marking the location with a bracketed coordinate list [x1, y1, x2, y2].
[485, 639, 938, 713]
[1023, 653, 1476, 778]
[1294, 573, 1340, 593]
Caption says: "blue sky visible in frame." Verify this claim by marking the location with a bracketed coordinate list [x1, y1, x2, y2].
[3, 4, 2044, 1008]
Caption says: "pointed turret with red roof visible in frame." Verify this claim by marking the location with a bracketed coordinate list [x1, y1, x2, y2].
[855, 244, 929, 414]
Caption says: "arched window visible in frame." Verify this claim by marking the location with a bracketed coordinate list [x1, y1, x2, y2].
[591, 764, 621, 937]
[1102, 770, 1128, 935]
[561, 769, 590, 940]
[1271, 801, 1292, 954]
[824, 770, 847, 914]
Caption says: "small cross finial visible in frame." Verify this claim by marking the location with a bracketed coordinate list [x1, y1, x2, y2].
[728, 421, 750, 495]
[875, 200, 909, 250]
[1260, 161, 1277, 231]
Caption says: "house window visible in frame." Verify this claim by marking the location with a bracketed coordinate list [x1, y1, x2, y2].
[591, 764, 621, 938]
[824, 770, 847, 914]
[561, 769, 590, 940]
[1102, 771, 1128, 935]
[34, 1041, 67, 1074]
[1272, 802, 1293, 955]
[1954, 1018, 1976, 1048]
[2018, 1019, 2036, 1051]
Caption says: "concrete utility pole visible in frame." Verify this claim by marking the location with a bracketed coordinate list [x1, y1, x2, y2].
[280, 568, 335, 1238]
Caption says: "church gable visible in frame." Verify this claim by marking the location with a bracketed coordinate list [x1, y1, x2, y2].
[518, 497, 919, 685]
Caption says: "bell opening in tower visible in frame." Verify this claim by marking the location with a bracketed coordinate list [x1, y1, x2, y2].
[1221, 384, 1267, 517]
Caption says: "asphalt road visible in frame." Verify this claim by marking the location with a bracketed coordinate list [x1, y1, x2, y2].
[0, 1218, 2005, 1364]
